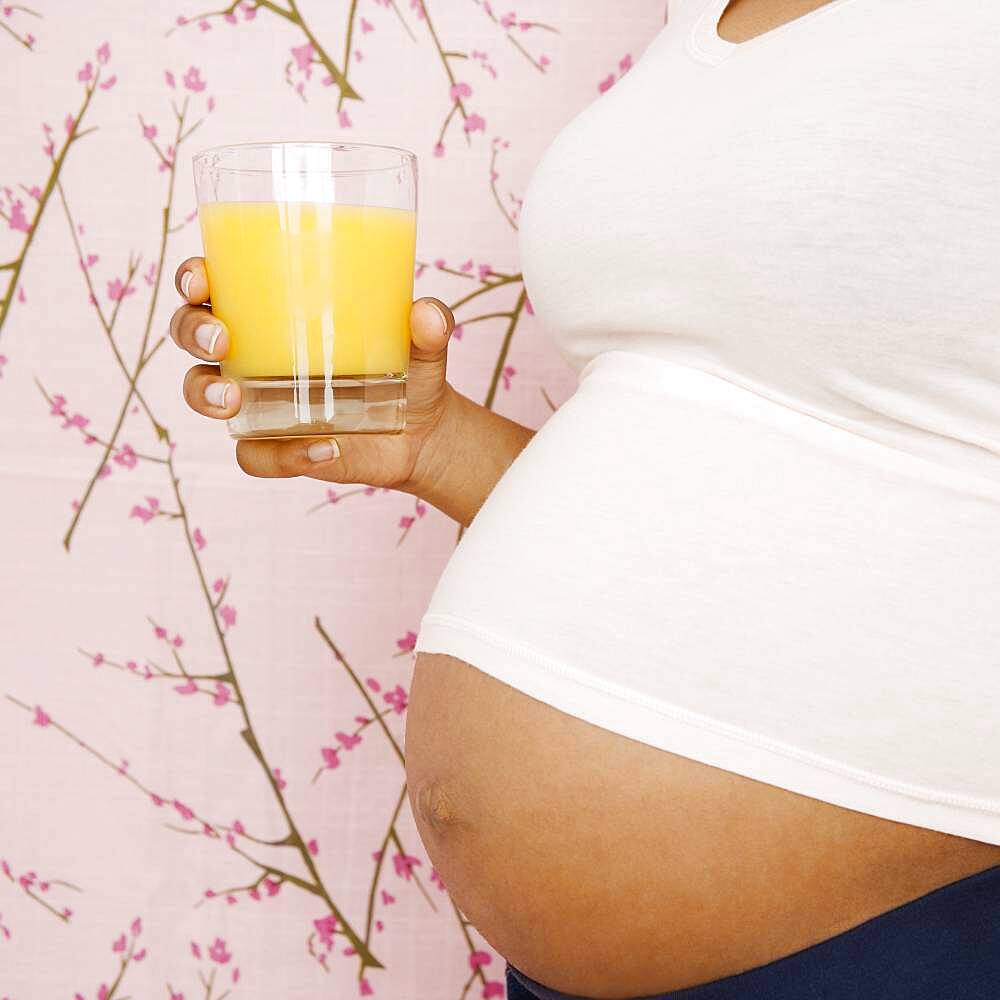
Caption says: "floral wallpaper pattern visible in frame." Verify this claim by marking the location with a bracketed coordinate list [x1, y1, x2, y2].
[0, 1, 663, 996]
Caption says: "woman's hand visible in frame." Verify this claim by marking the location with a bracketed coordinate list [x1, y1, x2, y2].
[168, 256, 458, 493]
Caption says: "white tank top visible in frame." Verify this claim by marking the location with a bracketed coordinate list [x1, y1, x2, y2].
[414, 0, 1000, 843]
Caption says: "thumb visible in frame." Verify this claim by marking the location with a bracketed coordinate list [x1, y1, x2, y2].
[409, 297, 455, 368]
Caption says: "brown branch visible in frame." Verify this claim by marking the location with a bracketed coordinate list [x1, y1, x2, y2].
[61, 95, 190, 551]
[0, 71, 100, 344]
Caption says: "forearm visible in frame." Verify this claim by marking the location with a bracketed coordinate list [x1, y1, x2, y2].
[409, 382, 536, 528]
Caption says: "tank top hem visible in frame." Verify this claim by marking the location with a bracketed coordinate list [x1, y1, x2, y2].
[415, 612, 1000, 845]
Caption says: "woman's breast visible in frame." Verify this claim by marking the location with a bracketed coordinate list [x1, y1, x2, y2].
[404, 650, 1000, 998]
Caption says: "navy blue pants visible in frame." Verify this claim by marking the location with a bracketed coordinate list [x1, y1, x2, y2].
[505, 862, 1000, 999]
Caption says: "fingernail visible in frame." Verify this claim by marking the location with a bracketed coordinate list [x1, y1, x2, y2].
[180, 270, 193, 298]
[204, 381, 230, 408]
[427, 300, 449, 333]
[307, 439, 340, 463]
[195, 322, 222, 355]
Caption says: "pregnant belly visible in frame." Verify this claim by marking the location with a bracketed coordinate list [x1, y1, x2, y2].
[404, 651, 1000, 999]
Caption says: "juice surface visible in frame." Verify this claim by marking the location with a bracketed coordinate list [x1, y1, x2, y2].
[198, 201, 416, 379]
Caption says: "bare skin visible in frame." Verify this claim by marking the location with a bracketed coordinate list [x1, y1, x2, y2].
[170, 4, 1000, 996]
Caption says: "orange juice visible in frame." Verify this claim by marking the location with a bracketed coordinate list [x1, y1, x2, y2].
[198, 201, 416, 380]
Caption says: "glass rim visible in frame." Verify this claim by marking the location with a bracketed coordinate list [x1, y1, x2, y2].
[192, 139, 418, 176]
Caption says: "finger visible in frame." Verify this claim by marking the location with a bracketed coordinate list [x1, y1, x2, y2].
[235, 437, 343, 480]
[175, 256, 209, 305]
[235, 433, 391, 484]
[182, 364, 242, 420]
[169, 303, 230, 362]
[409, 297, 454, 362]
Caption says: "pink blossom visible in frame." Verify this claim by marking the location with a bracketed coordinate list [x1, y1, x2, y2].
[307, 838, 319, 856]
[207, 96, 216, 112]
[392, 852, 421, 880]
[165, 70, 176, 88]
[134, 948, 147, 961]
[219, 605, 237, 628]
[619, 53, 633, 73]
[469, 950, 492, 969]
[8, 201, 29, 233]
[383, 683, 408, 714]
[540, 54, 550, 67]
[129, 504, 155, 524]
[381, 890, 396, 906]
[131, 917, 142, 936]
[501, 364, 516, 390]
[291, 42, 314, 74]
[433, 142, 444, 157]
[212, 577, 225, 593]
[77, 61, 93, 82]
[415, 501, 427, 517]
[192, 527, 206, 550]
[460, 258, 473, 272]
[98, 986, 109, 1000]
[32, 706, 50, 727]
[153, 624, 167, 638]
[212, 683, 231, 707]
[182, 66, 206, 92]
[242, 2, 256, 19]
[463, 113, 486, 133]
[208, 937, 231, 964]
[174, 679, 198, 695]
[598, 73, 615, 93]
[360, 16, 374, 32]
[28, 185, 41, 199]
[199, 19, 211, 30]
[112, 933, 126, 953]
[338, 109, 352, 128]
[314, 914, 337, 947]
[92, 652, 104, 667]
[500, 12, 516, 28]
[97, 41, 111, 63]
[272, 767, 286, 790]
[360, 977, 373, 996]
[453, 323, 464, 340]
[224, 12, 237, 23]
[320, 747, 340, 769]
[326, 488, 339, 504]
[191, 941, 202, 958]
[173, 800, 195, 821]
[114, 444, 138, 469]
[449, 81, 472, 100]
[399, 515, 415, 530]
[397, 630, 417, 652]
[477, 263, 493, 280]
[482, 983, 505, 998]
[64, 114, 75, 134]
[142, 122, 157, 140]
[151, 793, 165, 806]
[100, 75, 117, 91]
[107, 278, 135, 302]
[365, 677, 382, 693]
[524, 295, 534, 315]
[336, 730, 361, 750]
[263, 877, 281, 896]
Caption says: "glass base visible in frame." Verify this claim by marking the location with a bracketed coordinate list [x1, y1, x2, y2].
[227, 374, 406, 439]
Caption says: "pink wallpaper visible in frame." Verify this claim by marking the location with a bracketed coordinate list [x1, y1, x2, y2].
[0, 1, 663, 996]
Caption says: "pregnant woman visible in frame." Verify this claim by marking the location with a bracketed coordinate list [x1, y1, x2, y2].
[169, 0, 1000, 996]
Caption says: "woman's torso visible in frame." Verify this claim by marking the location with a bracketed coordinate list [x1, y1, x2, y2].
[406, 1, 1000, 995]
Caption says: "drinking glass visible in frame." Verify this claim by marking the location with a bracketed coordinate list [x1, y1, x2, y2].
[192, 141, 418, 439]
